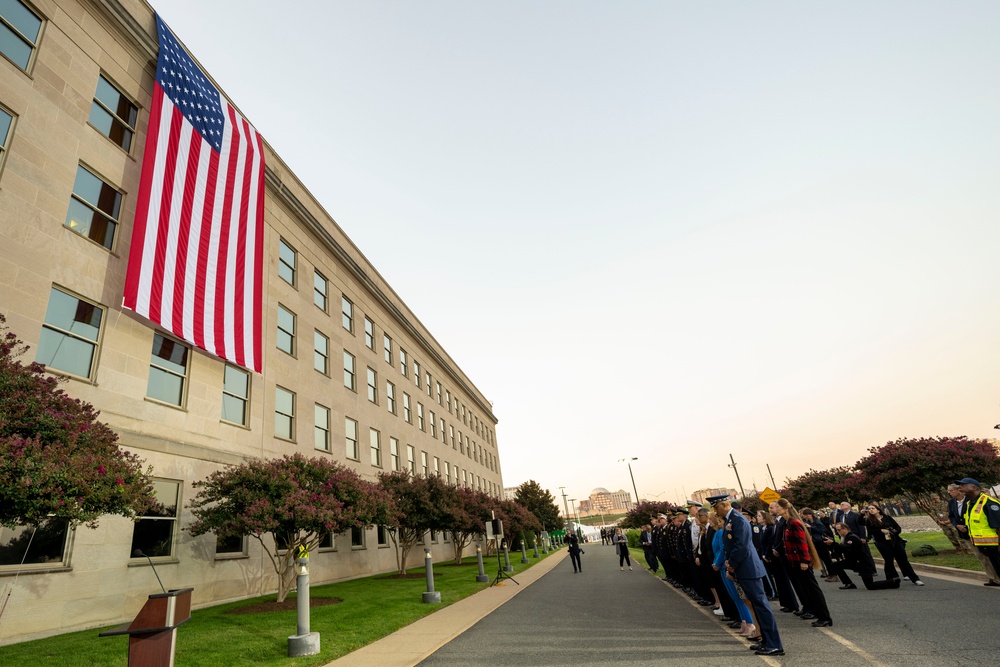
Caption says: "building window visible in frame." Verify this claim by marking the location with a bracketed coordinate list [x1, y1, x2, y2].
[367, 367, 378, 404]
[403, 393, 411, 423]
[36, 287, 104, 379]
[65, 165, 122, 250]
[406, 444, 415, 473]
[377, 525, 389, 547]
[315, 403, 330, 452]
[0, 104, 15, 177]
[341, 296, 353, 332]
[446, 390, 451, 412]
[147, 334, 188, 406]
[399, 349, 408, 377]
[314, 271, 328, 311]
[420, 451, 428, 476]
[89, 74, 137, 152]
[275, 386, 295, 440]
[345, 417, 359, 460]
[130, 479, 180, 559]
[215, 535, 247, 558]
[462, 470, 467, 486]
[425, 372, 432, 397]
[370, 428, 381, 467]
[221, 365, 250, 426]
[0, 520, 69, 571]
[383, 334, 392, 365]
[429, 411, 436, 438]
[430, 530, 438, 544]
[278, 239, 296, 286]
[351, 526, 365, 549]
[386, 381, 396, 414]
[440, 418, 447, 444]
[436, 382, 442, 405]
[449, 425, 455, 449]
[433, 456, 440, 478]
[458, 431, 464, 454]
[414, 362, 421, 388]
[314, 330, 329, 374]
[343, 350, 356, 390]
[417, 403, 425, 431]
[364, 317, 375, 349]
[318, 532, 335, 551]
[0, 0, 42, 71]
[276, 304, 295, 355]
[390, 438, 399, 471]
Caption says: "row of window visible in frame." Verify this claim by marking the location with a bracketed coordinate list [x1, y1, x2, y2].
[276, 238, 496, 449]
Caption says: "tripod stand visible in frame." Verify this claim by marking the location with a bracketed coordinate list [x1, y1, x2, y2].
[490, 538, 519, 587]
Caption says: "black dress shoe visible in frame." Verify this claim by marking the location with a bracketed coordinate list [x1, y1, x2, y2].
[720, 616, 735, 622]
[800, 613, 816, 620]
[779, 607, 794, 613]
[728, 621, 742, 628]
[839, 583, 857, 590]
[748, 643, 764, 651]
[698, 599, 715, 606]
[792, 610, 805, 616]
[812, 619, 833, 627]
[755, 648, 785, 656]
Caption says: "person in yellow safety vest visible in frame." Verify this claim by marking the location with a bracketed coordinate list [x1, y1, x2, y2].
[956, 477, 1000, 580]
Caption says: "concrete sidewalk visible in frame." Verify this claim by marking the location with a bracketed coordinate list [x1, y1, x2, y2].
[324, 550, 567, 667]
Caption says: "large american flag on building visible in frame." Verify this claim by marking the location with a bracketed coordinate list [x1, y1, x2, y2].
[124, 14, 265, 373]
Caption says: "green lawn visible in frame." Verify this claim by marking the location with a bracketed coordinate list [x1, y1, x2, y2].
[0, 551, 553, 666]
[869, 531, 984, 572]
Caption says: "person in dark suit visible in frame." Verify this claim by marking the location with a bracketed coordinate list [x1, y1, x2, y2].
[839, 502, 867, 540]
[824, 522, 900, 590]
[566, 531, 583, 573]
[711, 494, 784, 657]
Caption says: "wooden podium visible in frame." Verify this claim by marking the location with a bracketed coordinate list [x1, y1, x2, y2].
[100, 588, 193, 667]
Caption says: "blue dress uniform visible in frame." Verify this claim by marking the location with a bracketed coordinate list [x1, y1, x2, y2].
[711, 495, 784, 656]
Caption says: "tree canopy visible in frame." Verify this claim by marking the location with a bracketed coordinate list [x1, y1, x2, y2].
[784, 466, 864, 509]
[513, 480, 562, 531]
[379, 471, 454, 575]
[0, 316, 154, 529]
[188, 453, 390, 601]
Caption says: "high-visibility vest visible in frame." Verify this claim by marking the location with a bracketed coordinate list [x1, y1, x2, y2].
[964, 493, 1000, 547]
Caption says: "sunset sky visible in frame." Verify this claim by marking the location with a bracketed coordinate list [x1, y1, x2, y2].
[162, 1, 1000, 507]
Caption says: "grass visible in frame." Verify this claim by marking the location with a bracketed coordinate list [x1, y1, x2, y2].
[869, 530, 985, 572]
[0, 550, 553, 666]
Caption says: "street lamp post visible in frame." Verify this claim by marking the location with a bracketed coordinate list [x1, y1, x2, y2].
[559, 486, 571, 529]
[569, 499, 578, 525]
[618, 457, 640, 508]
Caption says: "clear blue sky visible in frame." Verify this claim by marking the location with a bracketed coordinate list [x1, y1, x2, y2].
[161, 1, 1000, 506]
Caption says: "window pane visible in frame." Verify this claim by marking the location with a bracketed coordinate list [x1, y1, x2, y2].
[151, 335, 188, 375]
[65, 197, 116, 249]
[224, 365, 249, 397]
[1, 0, 42, 41]
[275, 387, 293, 414]
[0, 107, 11, 142]
[0, 520, 68, 567]
[36, 329, 95, 377]
[147, 366, 183, 405]
[216, 534, 245, 555]
[313, 272, 328, 310]
[221, 393, 247, 425]
[0, 19, 31, 71]
[130, 518, 173, 558]
[149, 480, 179, 517]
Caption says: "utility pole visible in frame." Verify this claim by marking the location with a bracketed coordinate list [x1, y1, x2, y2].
[766, 464, 777, 490]
[728, 453, 746, 498]
[618, 457, 640, 508]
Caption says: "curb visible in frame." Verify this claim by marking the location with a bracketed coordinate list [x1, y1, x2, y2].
[871, 557, 987, 583]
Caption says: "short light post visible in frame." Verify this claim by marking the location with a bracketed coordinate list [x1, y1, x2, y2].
[422, 549, 441, 604]
[288, 547, 320, 657]
[475, 543, 489, 582]
[502, 542, 513, 572]
[520, 538, 530, 564]
[541, 532, 548, 554]
[532, 536, 540, 558]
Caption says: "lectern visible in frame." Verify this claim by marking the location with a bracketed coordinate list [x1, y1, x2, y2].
[99, 588, 193, 667]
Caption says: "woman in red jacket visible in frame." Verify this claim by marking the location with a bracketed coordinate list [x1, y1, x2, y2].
[774, 499, 833, 628]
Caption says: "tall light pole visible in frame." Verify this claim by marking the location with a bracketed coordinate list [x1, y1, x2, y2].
[559, 486, 570, 529]
[569, 499, 578, 524]
[728, 453, 746, 498]
[618, 457, 639, 508]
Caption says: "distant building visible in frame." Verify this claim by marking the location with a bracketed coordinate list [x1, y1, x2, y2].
[588, 487, 633, 513]
[691, 487, 738, 505]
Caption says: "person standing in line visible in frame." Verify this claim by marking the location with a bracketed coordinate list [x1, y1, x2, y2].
[614, 527, 633, 571]
[640, 524, 658, 572]
[957, 478, 1000, 579]
[939, 483, 1000, 586]
[824, 522, 900, 590]
[769, 501, 804, 615]
[774, 499, 833, 627]
[711, 495, 784, 657]
[839, 501, 868, 540]
[862, 504, 923, 585]
[801, 508, 836, 581]
[567, 530, 583, 573]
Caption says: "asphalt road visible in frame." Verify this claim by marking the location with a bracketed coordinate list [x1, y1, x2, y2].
[418, 543, 1000, 666]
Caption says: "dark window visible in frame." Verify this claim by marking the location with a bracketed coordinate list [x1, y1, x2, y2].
[89, 75, 137, 151]
[65, 165, 122, 250]
[130, 480, 179, 558]
[0, 519, 69, 569]
[0, 0, 42, 71]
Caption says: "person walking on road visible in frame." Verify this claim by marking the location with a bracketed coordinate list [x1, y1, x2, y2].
[567, 531, 583, 573]
[614, 527, 633, 571]
[711, 494, 785, 657]
[862, 504, 923, 586]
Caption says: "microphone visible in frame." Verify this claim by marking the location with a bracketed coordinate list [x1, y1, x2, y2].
[133, 549, 167, 594]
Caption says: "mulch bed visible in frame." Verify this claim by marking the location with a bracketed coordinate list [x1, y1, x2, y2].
[225, 597, 343, 615]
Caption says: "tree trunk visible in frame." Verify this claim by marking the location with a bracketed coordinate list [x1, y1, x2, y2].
[906, 491, 971, 554]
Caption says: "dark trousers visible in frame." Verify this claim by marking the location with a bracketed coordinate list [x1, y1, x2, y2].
[874, 539, 920, 582]
[830, 562, 899, 590]
[814, 541, 835, 575]
[783, 561, 809, 613]
[643, 547, 658, 571]
[738, 575, 783, 650]
[711, 568, 740, 620]
[976, 545, 1000, 578]
[790, 566, 831, 622]
[766, 559, 799, 610]
[570, 551, 581, 572]
[618, 549, 631, 567]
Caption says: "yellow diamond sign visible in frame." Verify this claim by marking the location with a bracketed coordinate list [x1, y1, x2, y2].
[758, 487, 781, 504]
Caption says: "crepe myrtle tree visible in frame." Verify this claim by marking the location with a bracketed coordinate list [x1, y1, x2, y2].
[446, 487, 495, 564]
[497, 498, 542, 550]
[0, 315, 154, 534]
[188, 453, 392, 602]
[783, 466, 866, 510]
[854, 436, 1000, 552]
[620, 501, 682, 529]
[379, 470, 454, 575]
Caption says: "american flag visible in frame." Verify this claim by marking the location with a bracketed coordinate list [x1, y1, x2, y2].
[124, 14, 265, 373]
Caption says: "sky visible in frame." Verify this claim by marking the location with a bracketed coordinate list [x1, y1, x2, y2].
[159, 1, 1000, 509]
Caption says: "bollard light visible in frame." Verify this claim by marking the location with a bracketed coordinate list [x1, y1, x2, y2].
[422, 548, 441, 604]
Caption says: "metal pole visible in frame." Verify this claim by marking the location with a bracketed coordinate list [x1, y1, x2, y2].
[766, 463, 777, 490]
[288, 551, 320, 657]
[422, 549, 441, 603]
[729, 453, 746, 498]
[559, 486, 570, 528]
[475, 543, 489, 582]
